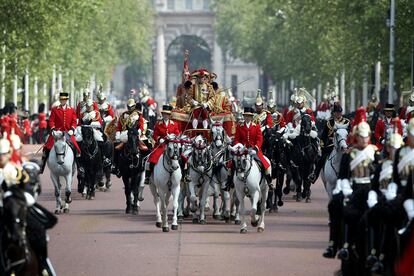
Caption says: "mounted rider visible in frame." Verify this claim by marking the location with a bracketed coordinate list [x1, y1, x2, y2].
[313, 103, 350, 183]
[399, 88, 414, 123]
[76, 85, 99, 122]
[316, 93, 331, 121]
[265, 89, 286, 131]
[285, 88, 315, 127]
[96, 84, 115, 128]
[144, 105, 181, 184]
[40, 91, 81, 173]
[227, 106, 273, 189]
[374, 103, 403, 152]
[253, 90, 272, 133]
[112, 98, 143, 176]
[323, 112, 380, 268]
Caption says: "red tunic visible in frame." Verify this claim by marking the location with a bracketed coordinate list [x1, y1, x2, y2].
[44, 105, 80, 154]
[234, 122, 270, 169]
[8, 114, 22, 138]
[76, 101, 101, 126]
[285, 108, 315, 127]
[374, 117, 403, 151]
[148, 120, 181, 164]
[38, 113, 48, 129]
[272, 112, 286, 129]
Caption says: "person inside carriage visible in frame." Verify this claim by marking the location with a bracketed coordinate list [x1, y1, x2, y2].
[40, 92, 81, 174]
[225, 106, 274, 191]
[313, 103, 350, 183]
[144, 105, 181, 185]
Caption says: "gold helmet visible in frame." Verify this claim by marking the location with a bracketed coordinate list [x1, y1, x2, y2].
[354, 121, 371, 138]
[267, 89, 275, 108]
[255, 89, 263, 106]
[127, 98, 136, 109]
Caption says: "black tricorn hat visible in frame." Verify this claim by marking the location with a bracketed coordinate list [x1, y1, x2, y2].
[161, 104, 173, 114]
[383, 103, 395, 112]
[243, 106, 255, 116]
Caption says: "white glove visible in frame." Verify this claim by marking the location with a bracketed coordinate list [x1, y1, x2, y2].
[104, 115, 113, 123]
[115, 131, 121, 141]
[192, 100, 199, 106]
[332, 179, 342, 195]
[249, 149, 257, 155]
[138, 129, 142, 136]
[68, 129, 74, 136]
[159, 138, 165, 144]
[385, 182, 398, 201]
[202, 103, 208, 109]
[403, 199, 414, 220]
[310, 130, 318, 139]
[341, 179, 353, 197]
[367, 191, 378, 208]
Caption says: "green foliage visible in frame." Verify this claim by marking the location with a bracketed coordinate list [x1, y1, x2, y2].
[0, 0, 153, 95]
[214, 0, 414, 91]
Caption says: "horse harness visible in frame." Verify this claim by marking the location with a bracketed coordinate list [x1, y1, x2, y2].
[162, 140, 181, 191]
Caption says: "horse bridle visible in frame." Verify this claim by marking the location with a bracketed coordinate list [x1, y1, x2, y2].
[162, 139, 182, 191]
[234, 151, 252, 182]
[82, 128, 98, 160]
[124, 130, 140, 169]
[191, 143, 213, 186]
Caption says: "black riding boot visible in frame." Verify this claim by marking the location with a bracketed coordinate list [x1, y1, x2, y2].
[265, 174, 275, 190]
[144, 163, 154, 185]
[40, 149, 50, 174]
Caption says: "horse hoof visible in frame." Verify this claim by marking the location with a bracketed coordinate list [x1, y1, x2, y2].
[296, 195, 302, 202]
[132, 209, 138, 215]
[65, 197, 72, 204]
[162, 227, 170, 233]
[89, 196, 95, 200]
[138, 197, 144, 202]
[192, 218, 199, 224]
[98, 181, 105, 187]
[272, 207, 278, 213]
[178, 215, 184, 222]
[199, 219, 206, 225]
[54, 209, 61, 214]
[63, 208, 70, 213]
[213, 214, 222, 220]
[230, 215, 236, 221]
[277, 200, 284, 207]
[225, 218, 230, 224]
[171, 225, 178, 230]
[306, 198, 311, 203]
[251, 220, 259, 227]
[190, 206, 198, 213]
[240, 228, 247, 234]
[155, 222, 162, 228]
[235, 220, 241, 225]
[268, 208, 272, 213]
[257, 227, 264, 233]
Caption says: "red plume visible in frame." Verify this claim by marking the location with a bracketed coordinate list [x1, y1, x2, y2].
[353, 107, 367, 126]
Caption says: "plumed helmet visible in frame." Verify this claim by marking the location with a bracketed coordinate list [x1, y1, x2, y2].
[387, 132, 403, 149]
[354, 121, 371, 138]
[290, 94, 297, 102]
[127, 98, 136, 108]
[255, 89, 263, 106]
[267, 90, 275, 108]
[86, 99, 94, 107]
[295, 95, 306, 104]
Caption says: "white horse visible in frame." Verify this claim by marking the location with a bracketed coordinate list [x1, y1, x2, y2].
[149, 134, 182, 232]
[210, 120, 232, 222]
[230, 143, 269, 233]
[47, 131, 75, 214]
[321, 124, 349, 199]
[187, 135, 213, 224]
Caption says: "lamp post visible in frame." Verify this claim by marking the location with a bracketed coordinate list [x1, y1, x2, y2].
[388, 0, 395, 103]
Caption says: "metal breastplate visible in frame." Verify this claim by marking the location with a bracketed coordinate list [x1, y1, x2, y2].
[379, 160, 393, 190]
[350, 148, 375, 183]
[398, 147, 414, 186]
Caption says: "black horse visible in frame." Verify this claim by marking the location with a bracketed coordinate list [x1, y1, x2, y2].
[287, 114, 319, 202]
[263, 128, 289, 212]
[119, 127, 146, 215]
[79, 126, 103, 200]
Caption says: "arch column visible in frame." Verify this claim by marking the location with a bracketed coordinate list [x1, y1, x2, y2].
[155, 25, 167, 104]
[213, 40, 223, 84]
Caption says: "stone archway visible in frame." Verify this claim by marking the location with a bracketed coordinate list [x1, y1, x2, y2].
[166, 35, 212, 99]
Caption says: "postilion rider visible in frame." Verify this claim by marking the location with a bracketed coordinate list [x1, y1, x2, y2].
[40, 92, 81, 174]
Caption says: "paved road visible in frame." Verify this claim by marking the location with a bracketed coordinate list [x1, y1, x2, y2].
[24, 145, 339, 276]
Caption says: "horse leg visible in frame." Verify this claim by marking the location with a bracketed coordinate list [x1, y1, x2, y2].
[221, 189, 231, 223]
[266, 189, 273, 211]
[235, 188, 247, 233]
[123, 176, 132, 214]
[51, 174, 62, 214]
[63, 173, 73, 213]
[213, 183, 221, 220]
[188, 179, 198, 213]
[171, 185, 180, 230]
[275, 173, 284, 209]
[159, 191, 169, 232]
[131, 175, 139, 215]
[177, 182, 186, 220]
[149, 183, 162, 228]
[199, 182, 210, 224]
[250, 189, 260, 228]
[105, 167, 112, 191]
[137, 172, 145, 202]
[258, 184, 269, 232]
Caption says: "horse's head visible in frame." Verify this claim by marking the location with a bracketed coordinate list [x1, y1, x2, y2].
[126, 126, 140, 156]
[211, 119, 226, 148]
[2, 189, 29, 248]
[334, 123, 349, 152]
[22, 161, 41, 200]
[229, 143, 251, 173]
[81, 126, 95, 147]
[192, 135, 210, 170]
[53, 131, 67, 165]
[300, 114, 312, 135]
[165, 134, 182, 171]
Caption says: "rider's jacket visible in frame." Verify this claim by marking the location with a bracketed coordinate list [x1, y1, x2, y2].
[234, 121, 263, 149]
[338, 144, 380, 187]
[153, 119, 180, 143]
[285, 107, 315, 127]
[393, 145, 414, 198]
[49, 104, 77, 132]
[320, 117, 350, 149]
[253, 110, 272, 132]
[76, 100, 99, 121]
[371, 159, 394, 192]
[98, 101, 115, 124]
[270, 111, 286, 130]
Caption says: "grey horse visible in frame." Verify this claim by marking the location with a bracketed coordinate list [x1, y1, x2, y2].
[47, 131, 75, 214]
